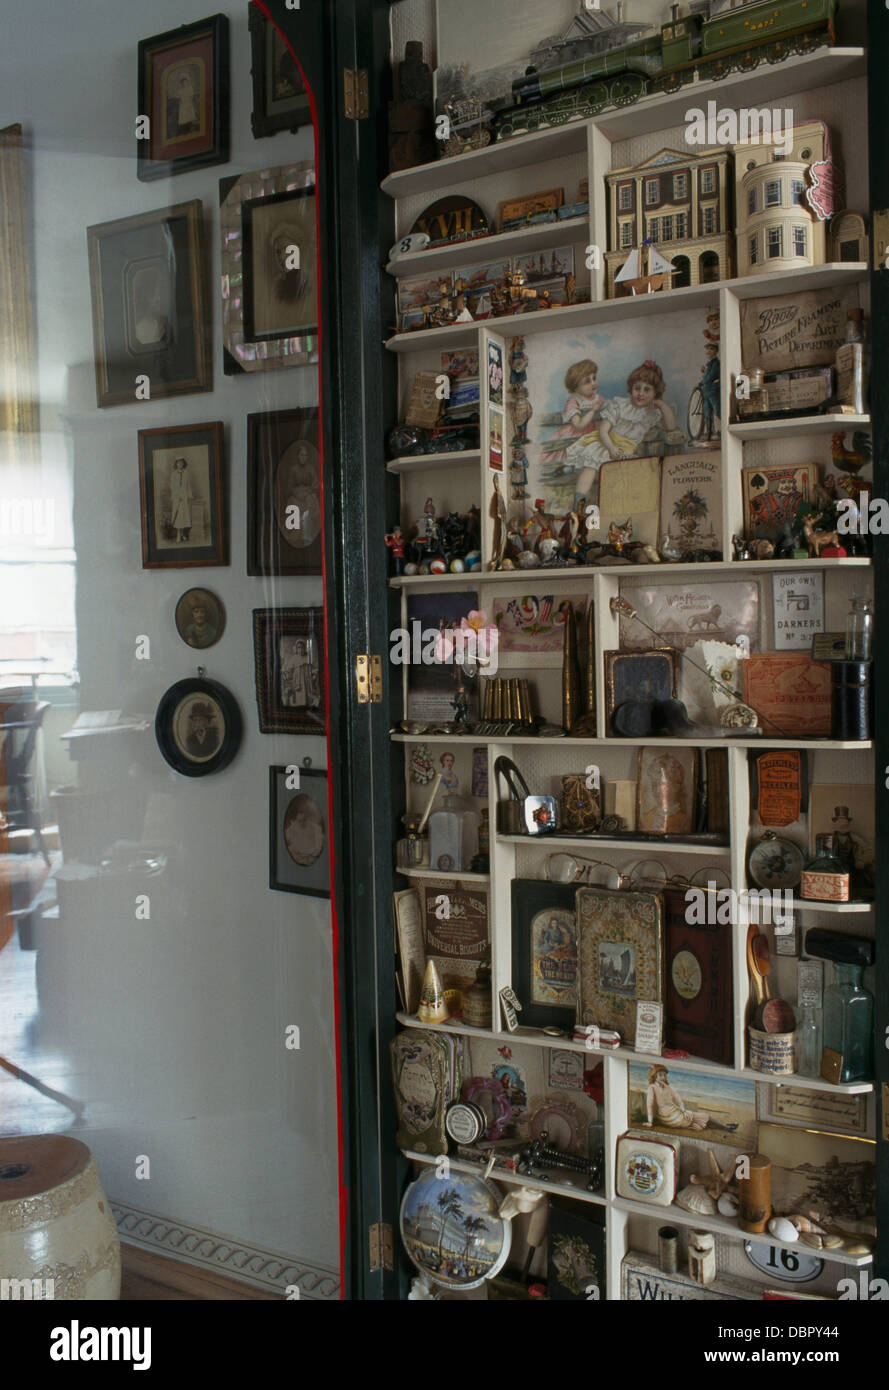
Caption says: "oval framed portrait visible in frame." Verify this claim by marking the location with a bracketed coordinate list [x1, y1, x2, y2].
[175, 587, 226, 649]
[155, 676, 242, 777]
[269, 765, 330, 897]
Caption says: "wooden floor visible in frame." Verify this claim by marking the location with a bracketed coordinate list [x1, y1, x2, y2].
[120, 1243, 279, 1301]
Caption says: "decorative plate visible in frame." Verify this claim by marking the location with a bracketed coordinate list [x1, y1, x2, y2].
[399, 1169, 510, 1290]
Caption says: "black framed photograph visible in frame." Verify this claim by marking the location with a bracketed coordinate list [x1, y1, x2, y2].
[138, 422, 227, 568]
[175, 587, 226, 649]
[219, 163, 317, 374]
[249, 6, 311, 139]
[247, 407, 321, 576]
[253, 607, 325, 734]
[137, 14, 229, 181]
[155, 676, 242, 777]
[269, 765, 330, 897]
[511, 879, 579, 1031]
[87, 201, 211, 407]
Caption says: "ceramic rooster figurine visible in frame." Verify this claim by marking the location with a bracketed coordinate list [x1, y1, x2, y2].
[831, 431, 872, 476]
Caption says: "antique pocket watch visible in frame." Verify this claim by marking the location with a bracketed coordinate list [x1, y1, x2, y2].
[747, 831, 804, 890]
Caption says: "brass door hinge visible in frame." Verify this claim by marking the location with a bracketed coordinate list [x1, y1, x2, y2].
[355, 653, 383, 703]
[344, 68, 369, 120]
[369, 1221, 393, 1271]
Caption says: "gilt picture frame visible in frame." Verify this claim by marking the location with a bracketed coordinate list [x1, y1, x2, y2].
[137, 14, 230, 181]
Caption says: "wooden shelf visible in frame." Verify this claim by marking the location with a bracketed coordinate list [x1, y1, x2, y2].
[391, 733, 873, 751]
[395, 1012, 875, 1095]
[385, 218, 589, 278]
[380, 51, 866, 198]
[396, 866, 490, 883]
[402, 1149, 608, 1207]
[387, 450, 481, 474]
[389, 556, 871, 588]
[385, 264, 868, 354]
[612, 1197, 874, 1268]
[496, 833, 730, 855]
[790, 898, 875, 914]
[730, 414, 870, 440]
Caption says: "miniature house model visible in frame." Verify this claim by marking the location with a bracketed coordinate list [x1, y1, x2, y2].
[735, 120, 829, 276]
[605, 147, 734, 298]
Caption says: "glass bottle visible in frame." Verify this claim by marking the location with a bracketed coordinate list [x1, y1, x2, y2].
[823, 963, 873, 1083]
[800, 834, 850, 902]
[845, 596, 873, 661]
[795, 1004, 823, 1078]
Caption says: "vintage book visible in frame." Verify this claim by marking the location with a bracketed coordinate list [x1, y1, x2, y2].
[393, 888, 426, 1014]
[740, 285, 860, 372]
[576, 887, 663, 1041]
[421, 882, 489, 989]
[404, 371, 444, 429]
[663, 885, 733, 1066]
[622, 1252, 757, 1301]
[750, 750, 805, 827]
[741, 653, 832, 736]
[390, 1028, 462, 1155]
[548, 1200, 606, 1301]
[597, 455, 661, 549]
[742, 463, 818, 542]
[658, 453, 722, 555]
[705, 749, 729, 836]
[511, 879, 579, 1031]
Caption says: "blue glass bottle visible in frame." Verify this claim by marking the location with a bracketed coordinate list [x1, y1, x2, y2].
[822, 963, 873, 1083]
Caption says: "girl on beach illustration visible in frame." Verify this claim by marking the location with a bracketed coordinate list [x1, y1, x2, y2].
[563, 360, 679, 497]
[539, 359, 604, 483]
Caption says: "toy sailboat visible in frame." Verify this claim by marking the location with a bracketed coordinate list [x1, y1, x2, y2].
[615, 240, 675, 295]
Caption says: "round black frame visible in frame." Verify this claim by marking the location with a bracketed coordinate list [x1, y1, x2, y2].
[155, 675, 242, 778]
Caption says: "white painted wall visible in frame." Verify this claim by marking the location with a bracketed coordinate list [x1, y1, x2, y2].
[1, 1, 339, 1277]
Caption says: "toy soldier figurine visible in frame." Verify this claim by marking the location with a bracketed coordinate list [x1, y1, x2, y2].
[384, 524, 405, 576]
[451, 685, 470, 728]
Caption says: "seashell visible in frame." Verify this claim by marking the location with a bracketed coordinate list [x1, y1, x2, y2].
[790, 1215, 826, 1234]
[799, 1232, 824, 1248]
[717, 1193, 739, 1217]
[843, 1240, 872, 1255]
[821, 1235, 844, 1250]
[768, 1217, 799, 1243]
[675, 1184, 717, 1216]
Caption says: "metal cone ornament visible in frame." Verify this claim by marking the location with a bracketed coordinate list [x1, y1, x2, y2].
[417, 959, 450, 1024]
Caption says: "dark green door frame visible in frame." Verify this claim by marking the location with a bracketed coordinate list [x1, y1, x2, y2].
[263, 0, 405, 1300]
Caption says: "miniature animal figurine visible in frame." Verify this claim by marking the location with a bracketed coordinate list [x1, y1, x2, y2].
[802, 512, 843, 558]
[688, 1230, 717, 1286]
[607, 518, 633, 553]
[831, 430, 871, 476]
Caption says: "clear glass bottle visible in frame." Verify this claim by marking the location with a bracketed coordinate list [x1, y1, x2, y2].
[795, 1004, 823, 1078]
[844, 596, 873, 661]
[823, 964, 873, 1083]
[800, 834, 850, 902]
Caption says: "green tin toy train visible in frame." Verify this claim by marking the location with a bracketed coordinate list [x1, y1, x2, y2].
[498, 0, 836, 138]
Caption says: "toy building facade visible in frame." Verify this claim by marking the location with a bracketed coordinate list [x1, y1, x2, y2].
[735, 120, 829, 275]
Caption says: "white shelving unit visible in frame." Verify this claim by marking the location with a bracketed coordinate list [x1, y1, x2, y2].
[384, 14, 875, 1299]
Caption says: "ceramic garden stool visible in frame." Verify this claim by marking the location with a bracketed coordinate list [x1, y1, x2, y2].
[0, 1134, 120, 1299]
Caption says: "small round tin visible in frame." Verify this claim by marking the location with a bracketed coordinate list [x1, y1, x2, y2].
[445, 1100, 487, 1146]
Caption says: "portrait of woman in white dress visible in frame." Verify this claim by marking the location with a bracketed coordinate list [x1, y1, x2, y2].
[169, 457, 193, 544]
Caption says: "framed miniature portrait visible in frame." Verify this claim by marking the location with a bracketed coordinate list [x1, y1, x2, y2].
[247, 408, 322, 576]
[219, 163, 317, 374]
[576, 886, 664, 1040]
[604, 649, 677, 730]
[253, 607, 325, 735]
[138, 422, 226, 569]
[269, 765, 330, 897]
[137, 15, 229, 181]
[635, 746, 698, 835]
[154, 675, 241, 778]
[510, 879, 579, 1031]
[87, 201, 211, 408]
[174, 587, 225, 650]
[249, 5, 311, 138]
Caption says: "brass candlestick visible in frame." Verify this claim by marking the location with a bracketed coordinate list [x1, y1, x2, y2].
[561, 609, 581, 733]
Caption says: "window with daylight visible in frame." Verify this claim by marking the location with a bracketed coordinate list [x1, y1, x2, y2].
[701, 166, 716, 194]
[702, 205, 717, 235]
[619, 220, 633, 248]
[791, 179, 806, 204]
[793, 224, 808, 257]
[747, 186, 757, 215]
[645, 178, 659, 205]
[765, 179, 782, 207]
[618, 183, 633, 211]
[673, 172, 687, 199]
[647, 216, 660, 242]
[661, 214, 674, 241]
[750, 233, 758, 265]
[767, 225, 783, 258]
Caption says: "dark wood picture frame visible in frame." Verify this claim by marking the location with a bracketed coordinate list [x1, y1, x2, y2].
[137, 14, 230, 181]
[247, 407, 322, 576]
[138, 421, 227, 569]
[269, 765, 331, 897]
[87, 200, 211, 408]
[604, 649, 678, 729]
[253, 607, 326, 734]
[249, 4, 312, 138]
[155, 675, 242, 777]
[511, 878, 579, 1031]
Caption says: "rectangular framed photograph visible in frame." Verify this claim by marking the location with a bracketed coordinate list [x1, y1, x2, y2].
[636, 746, 698, 835]
[576, 886, 663, 1041]
[138, 422, 226, 568]
[253, 607, 325, 735]
[87, 201, 211, 407]
[269, 765, 330, 898]
[137, 14, 229, 181]
[247, 408, 321, 576]
[220, 163, 317, 374]
[604, 649, 677, 731]
[249, 5, 311, 138]
[510, 879, 578, 1030]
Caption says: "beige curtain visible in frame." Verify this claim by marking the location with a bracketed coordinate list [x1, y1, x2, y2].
[0, 123, 39, 460]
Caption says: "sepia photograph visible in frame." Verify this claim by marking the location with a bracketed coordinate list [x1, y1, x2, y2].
[174, 587, 225, 650]
[269, 765, 330, 897]
[253, 608, 326, 735]
[138, 422, 226, 568]
[137, 15, 229, 180]
[247, 408, 322, 575]
[155, 675, 242, 778]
